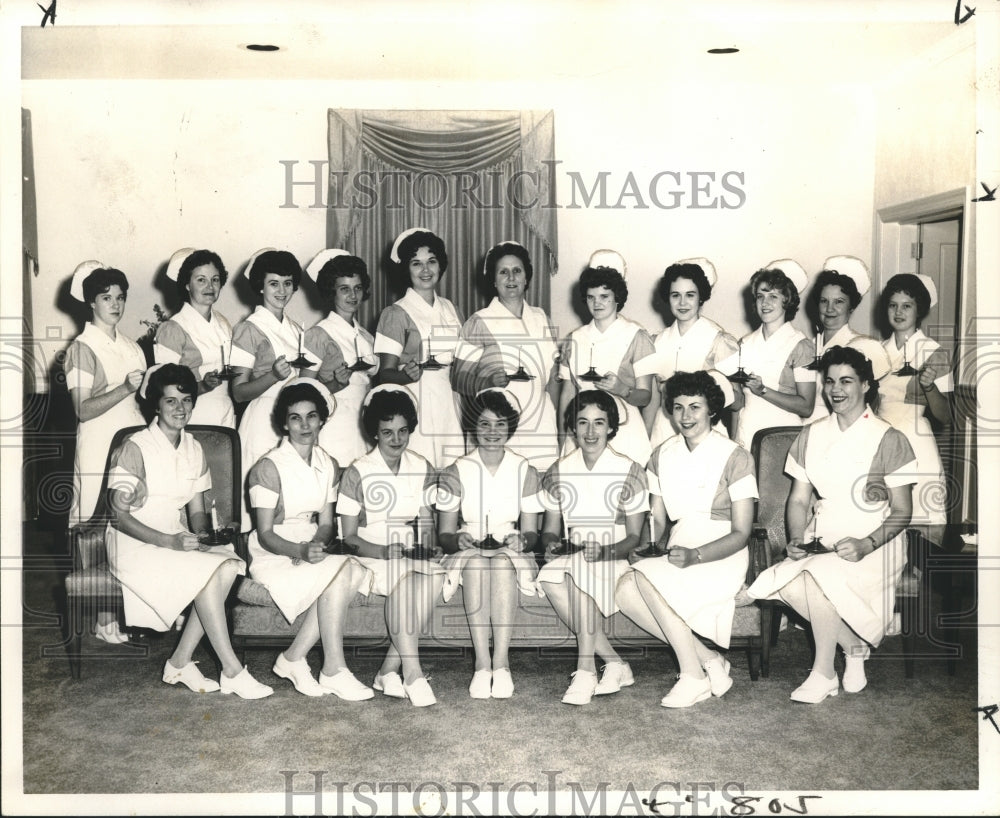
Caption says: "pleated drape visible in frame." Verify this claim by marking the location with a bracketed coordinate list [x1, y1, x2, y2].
[327, 109, 557, 332]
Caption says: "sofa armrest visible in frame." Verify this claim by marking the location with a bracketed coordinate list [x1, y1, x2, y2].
[71, 522, 109, 570]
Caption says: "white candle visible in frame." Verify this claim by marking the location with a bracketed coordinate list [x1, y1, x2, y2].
[220, 344, 225, 368]
[414, 519, 421, 548]
[211, 503, 220, 531]
[298, 330, 304, 356]
[649, 514, 655, 544]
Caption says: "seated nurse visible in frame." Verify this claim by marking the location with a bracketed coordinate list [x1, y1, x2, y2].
[537, 390, 648, 706]
[107, 363, 271, 698]
[337, 385, 446, 707]
[247, 378, 373, 700]
[617, 370, 757, 708]
[437, 388, 543, 699]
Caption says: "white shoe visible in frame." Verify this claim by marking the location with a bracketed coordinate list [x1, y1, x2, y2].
[273, 653, 327, 697]
[320, 669, 375, 701]
[790, 670, 839, 703]
[403, 676, 437, 707]
[703, 654, 733, 697]
[220, 666, 274, 699]
[469, 669, 492, 699]
[660, 674, 712, 708]
[491, 668, 514, 699]
[162, 660, 220, 693]
[561, 670, 598, 705]
[94, 621, 129, 645]
[373, 671, 406, 698]
[594, 661, 634, 695]
[842, 645, 870, 694]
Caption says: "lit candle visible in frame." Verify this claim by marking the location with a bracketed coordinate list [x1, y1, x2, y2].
[589, 345, 594, 370]
[354, 334, 360, 359]
[211, 502, 220, 532]
[414, 518, 421, 549]
[220, 344, 225, 368]
[814, 329, 820, 356]
[485, 514, 490, 539]
[649, 514, 655, 545]
[298, 330, 304, 356]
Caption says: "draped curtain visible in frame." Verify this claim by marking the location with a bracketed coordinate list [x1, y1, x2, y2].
[327, 109, 557, 331]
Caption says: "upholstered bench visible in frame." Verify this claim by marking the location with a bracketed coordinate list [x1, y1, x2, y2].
[230, 567, 770, 679]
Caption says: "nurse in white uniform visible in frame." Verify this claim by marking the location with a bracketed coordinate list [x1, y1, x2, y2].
[878, 274, 951, 544]
[247, 379, 373, 700]
[373, 228, 465, 469]
[154, 248, 235, 427]
[716, 261, 815, 450]
[804, 256, 891, 422]
[437, 388, 543, 699]
[338, 385, 445, 707]
[107, 363, 272, 698]
[618, 371, 756, 708]
[302, 249, 378, 466]
[230, 248, 304, 531]
[558, 249, 655, 466]
[642, 257, 738, 448]
[64, 261, 146, 644]
[537, 390, 648, 706]
[748, 347, 916, 703]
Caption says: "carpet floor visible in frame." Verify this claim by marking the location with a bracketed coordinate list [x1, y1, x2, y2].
[17, 525, 979, 797]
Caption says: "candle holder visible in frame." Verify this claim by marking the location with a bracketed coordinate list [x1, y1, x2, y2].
[727, 367, 752, 386]
[418, 353, 445, 371]
[479, 533, 503, 550]
[288, 353, 317, 369]
[548, 538, 584, 558]
[894, 350, 917, 377]
[348, 357, 374, 372]
[216, 364, 238, 381]
[324, 538, 354, 555]
[728, 339, 752, 384]
[198, 525, 237, 546]
[347, 336, 374, 372]
[633, 536, 664, 559]
[403, 516, 433, 560]
[798, 537, 831, 555]
[507, 348, 534, 382]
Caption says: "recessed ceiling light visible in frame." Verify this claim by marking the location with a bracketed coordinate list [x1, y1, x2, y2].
[707, 47, 739, 54]
[246, 44, 280, 52]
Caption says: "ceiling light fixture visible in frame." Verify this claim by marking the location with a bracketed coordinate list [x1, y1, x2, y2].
[246, 44, 280, 52]
[707, 47, 739, 54]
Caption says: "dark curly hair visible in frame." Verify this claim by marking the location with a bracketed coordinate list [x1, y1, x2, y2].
[465, 390, 520, 440]
[879, 274, 932, 326]
[657, 262, 713, 306]
[563, 389, 620, 439]
[362, 389, 419, 441]
[316, 254, 371, 307]
[272, 382, 330, 436]
[809, 269, 862, 314]
[579, 266, 628, 311]
[82, 267, 129, 305]
[750, 268, 800, 321]
[395, 230, 449, 276]
[138, 362, 197, 420]
[663, 370, 725, 425]
[482, 242, 533, 295]
[247, 250, 302, 297]
[820, 345, 880, 412]
[176, 250, 228, 302]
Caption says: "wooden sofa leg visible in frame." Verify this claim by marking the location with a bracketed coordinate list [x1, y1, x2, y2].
[759, 604, 773, 678]
[900, 596, 916, 679]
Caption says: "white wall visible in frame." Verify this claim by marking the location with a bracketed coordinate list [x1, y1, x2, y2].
[24, 74, 878, 388]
